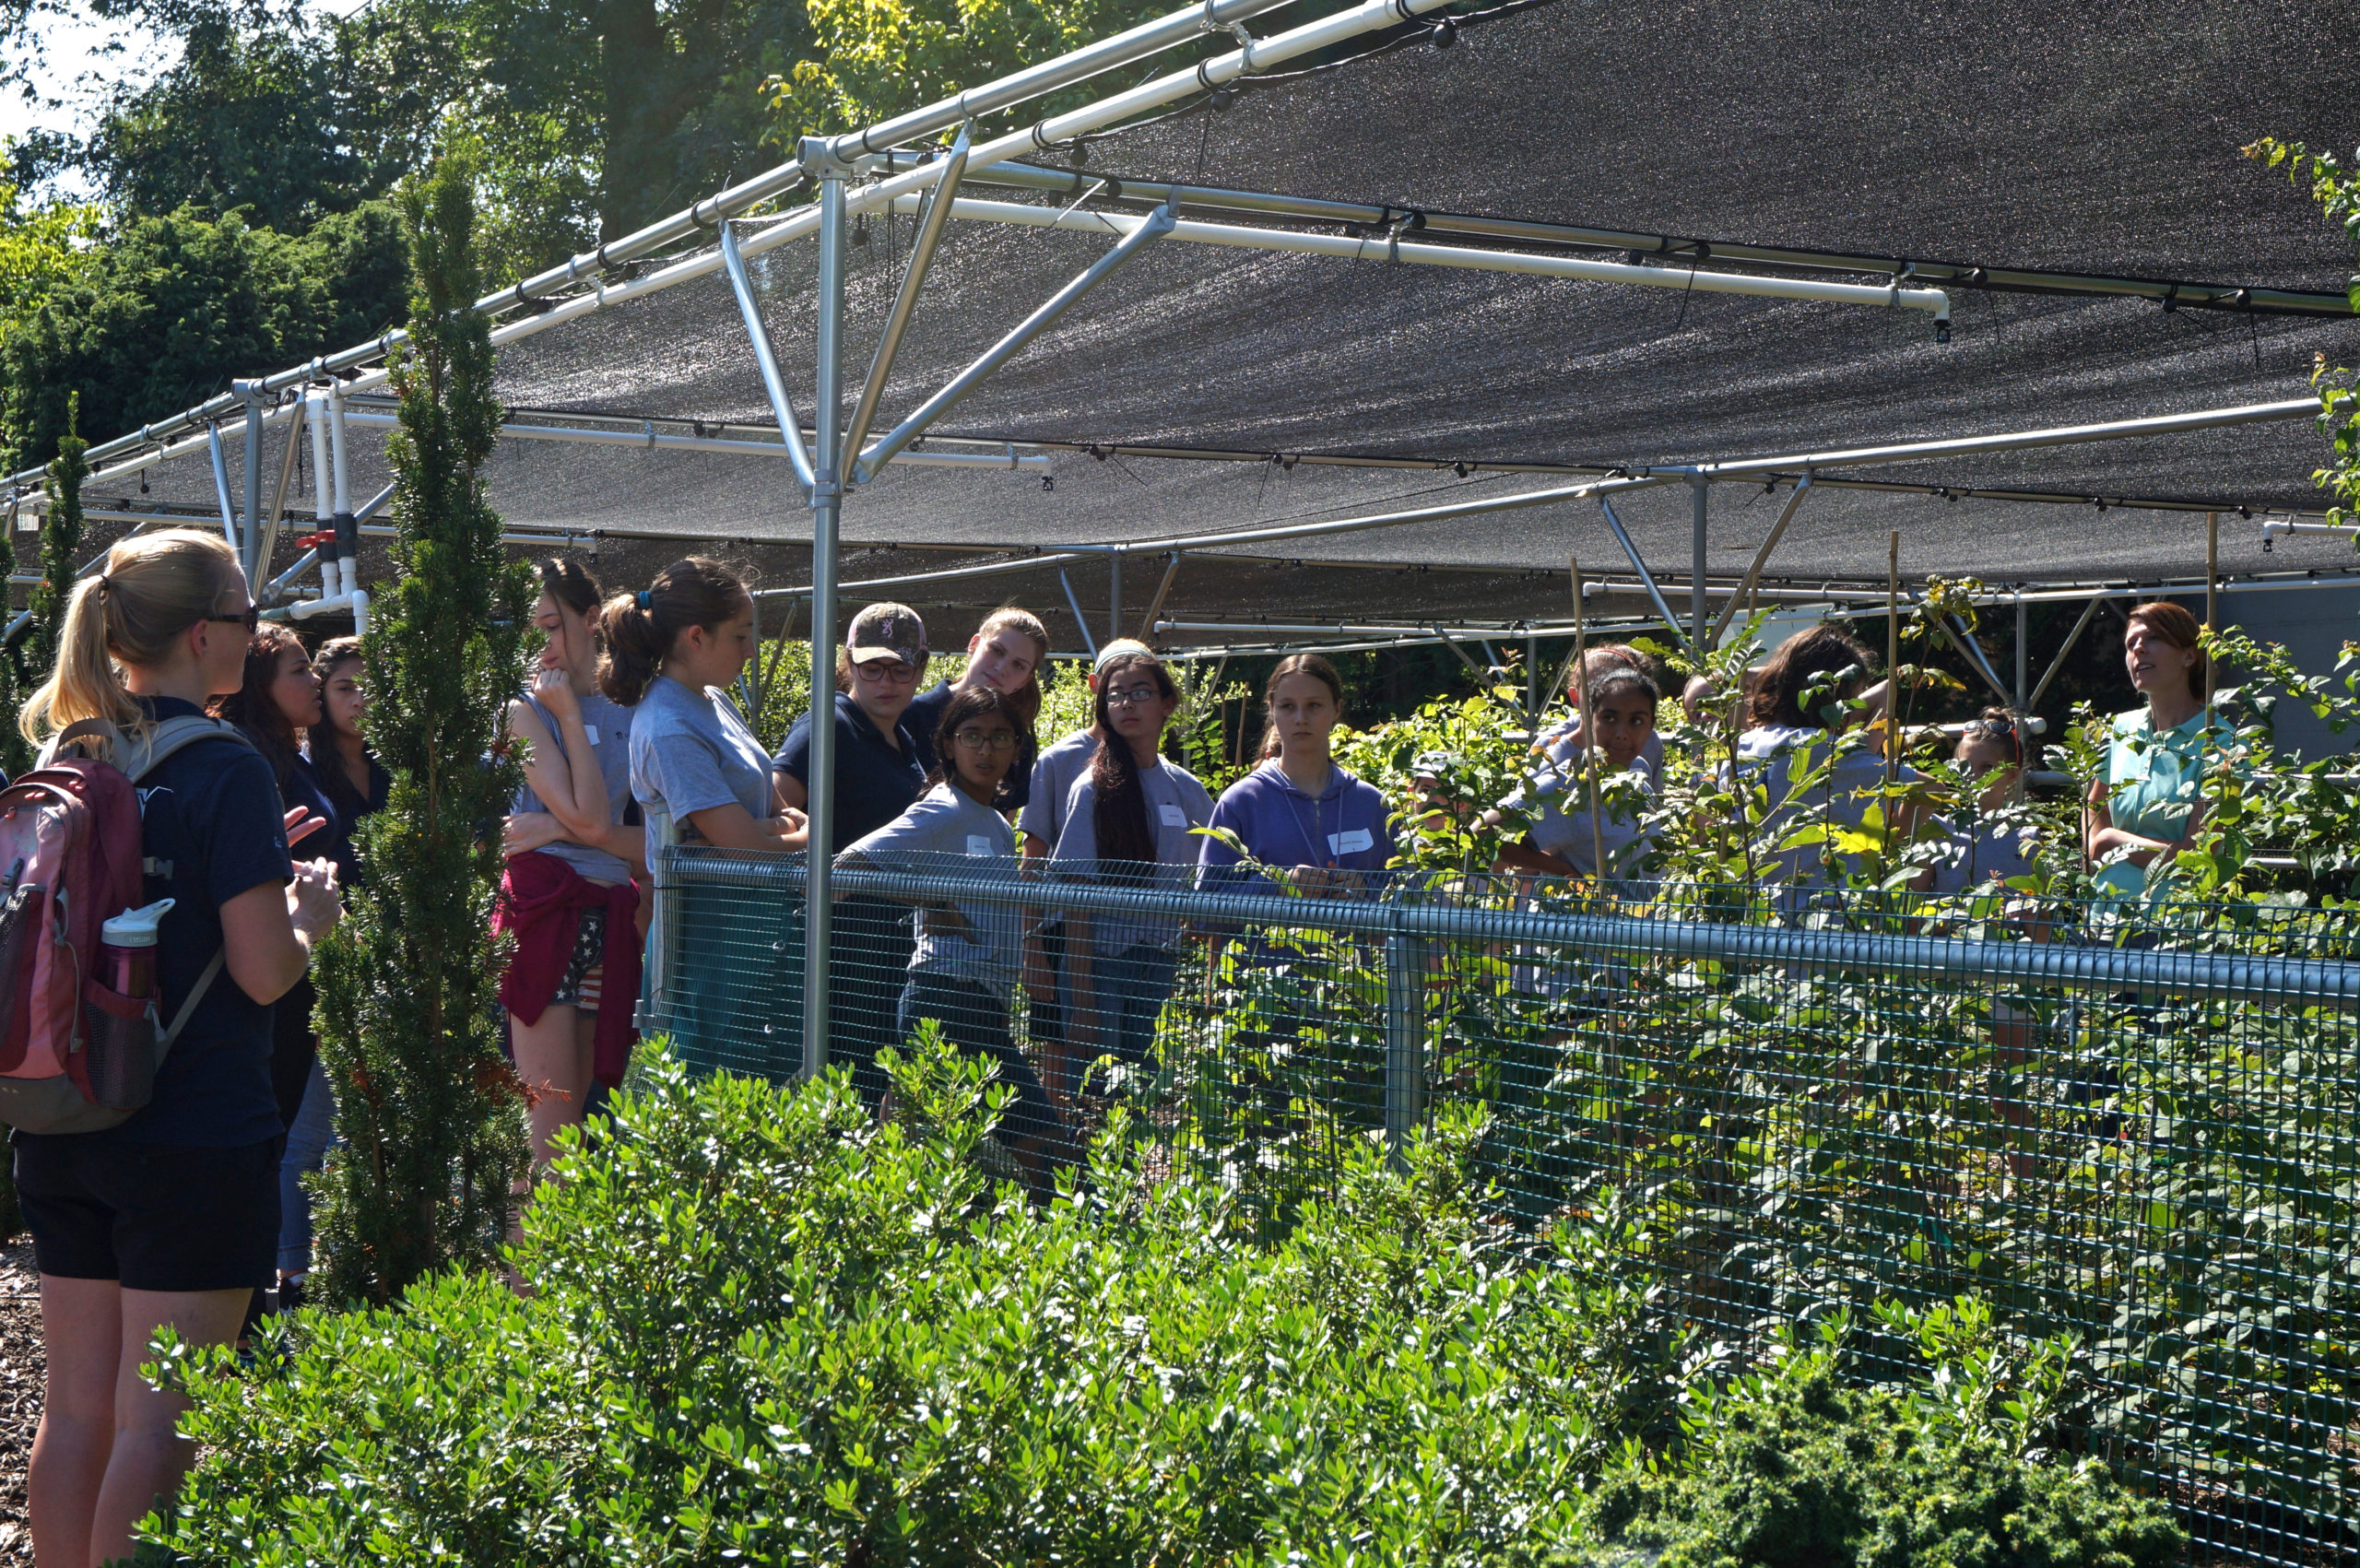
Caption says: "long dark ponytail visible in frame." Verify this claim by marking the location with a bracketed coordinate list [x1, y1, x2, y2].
[596, 557, 748, 705]
[1089, 651, 1178, 880]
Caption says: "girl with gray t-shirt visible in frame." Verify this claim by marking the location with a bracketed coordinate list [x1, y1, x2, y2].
[837, 685, 1063, 1191]
[1045, 651, 1211, 1096]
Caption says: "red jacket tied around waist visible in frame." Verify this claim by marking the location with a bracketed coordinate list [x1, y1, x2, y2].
[495, 851, 642, 1088]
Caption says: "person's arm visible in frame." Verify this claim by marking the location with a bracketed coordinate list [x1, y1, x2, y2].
[1493, 839, 1575, 877]
[2085, 771, 2202, 870]
[685, 802, 808, 855]
[773, 770, 808, 813]
[220, 862, 341, 1007]
[511, 683, 610, 845]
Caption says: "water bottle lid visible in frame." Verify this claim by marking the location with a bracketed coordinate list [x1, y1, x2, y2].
[100, 897, 175, 947]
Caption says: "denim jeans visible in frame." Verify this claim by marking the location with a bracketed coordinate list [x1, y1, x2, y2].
[277, 1056, 337, 1276]
[895, 973, 1061, 1152]
[1069, 944, 1179, 1096]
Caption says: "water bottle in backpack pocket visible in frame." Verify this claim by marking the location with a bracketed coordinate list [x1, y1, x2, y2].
[82, 898, 175, 1108]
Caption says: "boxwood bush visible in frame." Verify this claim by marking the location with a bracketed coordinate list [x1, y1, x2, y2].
[143, 1036, 2180, 1566]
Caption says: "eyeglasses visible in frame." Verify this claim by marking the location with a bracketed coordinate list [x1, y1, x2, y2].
[208, 607, 261, 633]
[1104, 685, 1162, 708]
[951, 729, 1019, 753]
[853, 661, 919, 686]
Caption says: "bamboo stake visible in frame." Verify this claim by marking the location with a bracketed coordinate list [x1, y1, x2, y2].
[1885, 531, 1900, 792]
[1574, 555, 1606, 887]
[2205, 511, 2219, 717]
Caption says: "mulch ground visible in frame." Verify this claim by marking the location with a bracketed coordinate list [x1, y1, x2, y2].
[0, 1239, 39, 1565]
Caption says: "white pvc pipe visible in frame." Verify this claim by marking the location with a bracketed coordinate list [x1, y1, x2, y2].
[903, 195, 1952, 317]
[328, 391, 357, 599]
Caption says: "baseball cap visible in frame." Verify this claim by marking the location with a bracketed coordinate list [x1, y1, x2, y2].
[845, 602, 928, 669]
[1091, 637, 1154, 676]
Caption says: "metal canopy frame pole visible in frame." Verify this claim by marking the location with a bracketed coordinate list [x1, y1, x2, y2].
[332, 408, 1044, 472]
[720, 221, 820, 498]
[801, 150, 851, 1081]
[1137, 551, 1182, 642]
[844, 126, 972, 466]
[1709, 475, 1813, 644]
[909, 193, 1953, 322]
[1058, 567, 1100, 658]
[1056, 398, 2316, 562]
[254, 394, 302, 594]
[241, 391, 264, 585]
[2027, 591, 2107, 713]
[206, 424, 241, 556]
[855, 206, 1177, 482]
[1597, 497, 1691, 653]
[1109, 552, 1122, 645]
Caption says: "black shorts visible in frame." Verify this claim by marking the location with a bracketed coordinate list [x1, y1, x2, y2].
[13, 1134, 283, 1293]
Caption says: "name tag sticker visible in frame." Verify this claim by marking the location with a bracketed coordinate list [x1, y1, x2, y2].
[582, 724, 600, 747]
[1159, 802, 1190, 828]
[1328, 828, 1375, 855]
[966, 834, 994, 857]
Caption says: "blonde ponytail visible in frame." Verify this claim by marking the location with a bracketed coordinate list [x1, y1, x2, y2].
[19, 528, 241, 755]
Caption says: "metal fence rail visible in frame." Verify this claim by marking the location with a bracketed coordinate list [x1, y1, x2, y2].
[641, 845, 2360, 1568]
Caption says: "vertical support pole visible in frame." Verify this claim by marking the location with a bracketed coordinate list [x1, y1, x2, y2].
[2014, 587, 2027, 711]
[241, 390, 264, 587]
[1382, 921, 1426, 1170]
[327, 387, 367, 633]
[800, 154, 849, 1082]
[1108, 550, 1122, 646]
[1689, 474, 1709, 653]
[1525, 631, 1540, 726]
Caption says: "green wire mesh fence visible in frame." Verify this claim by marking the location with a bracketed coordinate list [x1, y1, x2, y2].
[640, 846, 2360, 1567]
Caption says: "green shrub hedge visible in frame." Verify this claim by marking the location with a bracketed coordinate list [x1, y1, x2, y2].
[144, 1038, 2180, 1566]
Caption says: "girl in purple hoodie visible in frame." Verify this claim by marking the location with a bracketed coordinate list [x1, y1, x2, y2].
[1198, 654, 1396, 894]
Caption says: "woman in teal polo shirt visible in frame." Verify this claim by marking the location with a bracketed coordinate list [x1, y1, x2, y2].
[2085, 600, 2216, 899]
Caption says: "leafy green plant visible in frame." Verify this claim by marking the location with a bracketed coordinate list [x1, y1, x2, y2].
[141, 1034, 2175, 1567]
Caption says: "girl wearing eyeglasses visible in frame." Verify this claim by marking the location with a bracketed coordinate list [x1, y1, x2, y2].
[773, 602, 931, 1105]
[1045, 650, 1212, 1099]
[835, 686, 1065, 1191]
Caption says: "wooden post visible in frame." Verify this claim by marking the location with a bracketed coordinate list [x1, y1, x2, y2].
[1573, 555, 1605, 885]
[1885, 530, 1900, 791]
[2205, 511, 2219, 717]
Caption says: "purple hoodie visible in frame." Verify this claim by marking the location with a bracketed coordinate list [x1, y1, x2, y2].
[1198, 761, 1397, 889]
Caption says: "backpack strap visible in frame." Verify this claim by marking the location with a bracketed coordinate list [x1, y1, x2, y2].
[124, 714, 254, 782]
[157, 948, 226, 1053]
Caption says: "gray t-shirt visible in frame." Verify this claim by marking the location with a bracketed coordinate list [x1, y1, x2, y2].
[843, 783, 1022, 997]
[1016, 727, 1099, 849]
[1049, 757, 1215, 954]
[513, 690, 636, 884]
[1501, 751, 1654, 878]
[629, 675, 773, 839]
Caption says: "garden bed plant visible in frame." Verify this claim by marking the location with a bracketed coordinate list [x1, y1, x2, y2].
[139, 1034, 2177, 1566]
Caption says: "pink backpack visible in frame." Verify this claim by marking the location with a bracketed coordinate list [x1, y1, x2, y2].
[0, 714, 254, 1135]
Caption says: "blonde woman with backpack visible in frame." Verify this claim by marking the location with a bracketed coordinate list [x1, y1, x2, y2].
[10, 529, 341, 1568]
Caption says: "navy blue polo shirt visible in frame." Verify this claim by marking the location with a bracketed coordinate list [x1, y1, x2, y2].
[38, 698, 294, 1148]
[772, 691, 927, 854]
[903, 679, 1037, 812]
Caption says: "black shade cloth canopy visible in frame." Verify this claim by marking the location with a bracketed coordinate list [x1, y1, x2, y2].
[88, 0, 2360, 630]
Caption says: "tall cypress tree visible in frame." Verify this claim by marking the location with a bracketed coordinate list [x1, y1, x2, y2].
[311, 165, 532, 1306]
[30, 391, 88, 683]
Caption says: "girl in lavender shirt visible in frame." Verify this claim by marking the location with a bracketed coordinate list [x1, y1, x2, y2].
[1198, 654, 1395, 895]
